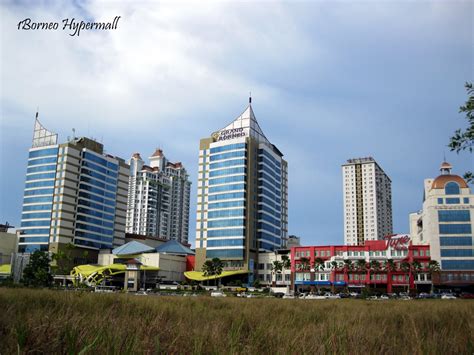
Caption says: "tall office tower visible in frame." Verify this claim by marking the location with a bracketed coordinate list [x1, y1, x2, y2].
[126, 149, 191, 244]
[342, 157, 392, 245]
[19, 116, 129, 264]
[195, 99, 288, 280]
[410, 162, 474, 271]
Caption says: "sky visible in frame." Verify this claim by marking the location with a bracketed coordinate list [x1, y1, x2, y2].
[0, 0, 473, 247]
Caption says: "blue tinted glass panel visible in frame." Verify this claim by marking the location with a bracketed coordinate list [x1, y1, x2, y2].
[77, 199, 115, 214]
[21, 220, 50, 227]
[441, 260, 474, 270]
[440, 237, 472, 246]
[23, 204, 51, 212]
[76, 223, 114, 235]
[439, 224, 472, 234]
[74, 236, 112, 249]
[208, 208, 245, 219]
[29, 148, 58, 159]
[24, 188, 54, 196]
[23, 196, 53, 204]
[82, 161, 118, 178]
[208, 219, 245, 228]
[464, 198, 470, 204]
[78, 192, 115, 207]
[445, 182, 460, 195]
[19, 237, 49, 243]
[28, 157, 57, 166]
[76, 215, 114, 229]
[21, 228, 50, 235]
[209, 184, 245, 194]
[208, 192, 245, 202]
[438, 210, 471, 222]
[210, 143, 246, 154]
[26, 173, 56, 181]
[27, 164, 57, 174]
[18, 244, 49, 253]
[21, 212, 51, 219]
[77, 207, 114, 221]
[210, 151, 245, 162]
[207, 239, 245, 247]
[438, 198, 443, 204]
[208, 201, 245, 210]
[83, 152, 118, 171]
[207, 228, 245, 237]
[259, 241, 277, 251]
[258, 231, 281, 245]
[206, 249, 244, 259]
[210, 159, 245, 170]
[440, 249, 473, 257]
[446, 198, 460, 204]
[209, 167, 245, 178]
[209, 175, 245, 185]
[25, 180, 54, 189]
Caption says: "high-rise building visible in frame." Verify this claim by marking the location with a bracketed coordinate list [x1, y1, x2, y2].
[342, 157, 392, 245]
[126, 149, 191, 244]
[410, 161, 474, 271]
[19, 116, 129, 263]
[195, 99, 288, 280]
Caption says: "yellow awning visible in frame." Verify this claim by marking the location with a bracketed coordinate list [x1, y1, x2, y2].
[184, 269, 249, 281]
[0, 264, 11, 274]
[70, 263, 160, 285]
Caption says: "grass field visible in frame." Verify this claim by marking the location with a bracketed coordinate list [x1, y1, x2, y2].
[1, 288, 473, 354]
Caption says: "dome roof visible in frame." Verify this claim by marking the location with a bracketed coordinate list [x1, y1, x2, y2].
[431, 174, 468, 189]
[440, 161, 452, 169]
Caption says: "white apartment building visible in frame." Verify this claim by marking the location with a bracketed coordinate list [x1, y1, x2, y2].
[126, 149, 191, 244]
[342, 157, 393, 245]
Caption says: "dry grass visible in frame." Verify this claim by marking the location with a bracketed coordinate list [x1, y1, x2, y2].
[1, 288, 473, 354]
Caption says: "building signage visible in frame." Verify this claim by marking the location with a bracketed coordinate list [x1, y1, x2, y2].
[212, 128, 246, 142]
[383, 234, 410, 250]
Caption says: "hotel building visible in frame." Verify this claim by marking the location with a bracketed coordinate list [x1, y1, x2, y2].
[291, 238, 432, 293]
[410, 162, 474, 285]
[126, 149, 191, 244]
[342, 157, 392, 245]
[19, 116, 129, 263]
[194, 99, 288, 279]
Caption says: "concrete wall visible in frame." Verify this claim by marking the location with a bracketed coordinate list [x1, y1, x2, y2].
[0, 232, 17, 265]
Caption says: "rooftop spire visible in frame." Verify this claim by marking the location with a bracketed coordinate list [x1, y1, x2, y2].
[249, 91, 252, 104]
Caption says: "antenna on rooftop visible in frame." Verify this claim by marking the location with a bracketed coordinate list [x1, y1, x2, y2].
[249, 91, 252, 104]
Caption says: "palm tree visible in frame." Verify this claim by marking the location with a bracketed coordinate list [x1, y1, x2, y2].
[300, 257, 311, 272]
[330, 261, 339, 271]
[202, 260, 214, 288]
[314, 258, 325, 271]
[369, 260, 381, 290]
[411, 261, 422, 293]
[428, 260, 440, 293]
[211, 258, 224, 288]
[272, 260, 283, 286]
[343, 259, 353, 272]
[281, 255, 291, 286]
[384, 259, 396, 272]
[356, 259, 366, 272]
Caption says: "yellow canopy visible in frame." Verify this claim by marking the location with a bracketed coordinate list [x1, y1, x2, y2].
[184, 269, 249, 281]
[70, 263, 159, 285]
[0, 264, 11, 274]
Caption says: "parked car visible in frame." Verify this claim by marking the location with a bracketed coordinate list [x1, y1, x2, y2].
[379, 295, 390, 300]
[325, 293, 341, 299]
[282, 294, 295, 299]
[460, 293, 474, 299]
[211, 291, 227, 297]
[441, 294, 457, 300]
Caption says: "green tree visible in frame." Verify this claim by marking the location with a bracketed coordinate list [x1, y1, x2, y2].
[22, 251, 53, 287]
[428, 260, 441, 293]
[330, 261, 339, 270]
[299, 257, 311, 271]
[356, 259, 366, 271]
[449, 82, 473, 183]
[313, 258, 325, 271]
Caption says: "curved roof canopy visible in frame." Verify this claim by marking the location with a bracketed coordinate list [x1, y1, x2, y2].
[184, 269, 249, 281]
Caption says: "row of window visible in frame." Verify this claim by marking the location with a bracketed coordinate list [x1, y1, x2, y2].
[74, 237, 112, 249]
[440, 236, 472, 246]
[259, 149, 281, 168]
[27, 157, 57, 166]
[21, 228, 50, 235]
[207, 228, 245, 237]
[208, 200, 245, 210]
[210, 150, 246, 162]
[23, 204, 52, 212]
[77, 206, 114, 221]
[26, 172, 56, 181]
[80, 175, 117, 192]
[19, 236, 49, 244]
[441, 260, 474, 270]
[82, 161, 118, 179]
[78, 191, 116, 207]
[439, 224, 472, 235]
[258, 204, 281, 219]
[209, 143, 246, 154]
[83, 152, 118, 171]
[76, 222, 114, 236]
[78, 198, 115, 215]
[438, 210, 471, 222]
[81, 168, 117, 185]
[258, 212, 280, 228]
[208, 192, 245, 202]
[27, 164, 56, 174]
[25, 180, 54, 189]
[24, 188, 54, 197]
[208, 218, 245, 228]
[21, 212, 51, 220]
[79, 183, 116, 200]
[259, 241, 276, 251]
[438, 197, 470, 205]
[207, 238, 244, 247]
[208, 208, 245, 219]
[257, 231, 281, 245]
[209, 167, 245, 178]
[209, 183, 245, 194]
[209, 158, 246, 170]
[258, 221, 280, 235]
[206, 249, 243, 259]
[209, 175, 245, 186]
[28, 147, 58, 159]
[21, 220, 50, 227]
[440, 249, 473, 257]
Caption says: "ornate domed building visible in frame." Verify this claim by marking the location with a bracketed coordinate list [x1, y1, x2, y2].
[410, 161, 474, 290]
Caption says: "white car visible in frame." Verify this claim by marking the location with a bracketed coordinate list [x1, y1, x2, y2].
[325, 293, 341, 299]
[305, 294, 327, 300]
[210, 291, 227, 297]
[282, 294, 295, 299]
[441, 294, 457, 300]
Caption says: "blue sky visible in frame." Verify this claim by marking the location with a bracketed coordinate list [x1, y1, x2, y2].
[1, 1, 472, 247]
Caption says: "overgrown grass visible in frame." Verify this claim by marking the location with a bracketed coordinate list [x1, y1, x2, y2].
[1, 288, 473, 354]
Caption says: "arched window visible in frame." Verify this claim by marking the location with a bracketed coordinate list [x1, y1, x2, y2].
[445, 181, 460, 195]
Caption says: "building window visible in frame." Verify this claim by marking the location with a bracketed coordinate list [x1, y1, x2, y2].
[439, 224, 472, 234]
[438, 210, 471, 222]
[437, 198, 443, 204]
[464, 198, 470, 204]
[446, 198, 461, 204]
[445, 182, 460, 195]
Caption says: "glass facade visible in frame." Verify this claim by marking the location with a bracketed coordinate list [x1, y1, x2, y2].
[20, 146, 58, 252]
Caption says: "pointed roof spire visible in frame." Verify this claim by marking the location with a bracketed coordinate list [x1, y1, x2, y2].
[249, 91, 252, 104]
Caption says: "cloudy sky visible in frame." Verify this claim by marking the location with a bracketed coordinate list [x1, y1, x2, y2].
[1, 0, 472, 246]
